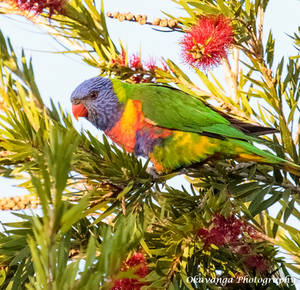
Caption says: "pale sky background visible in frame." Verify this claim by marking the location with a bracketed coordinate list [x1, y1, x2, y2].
[0, 0, 299, 199]
[0, 0, 299, 284]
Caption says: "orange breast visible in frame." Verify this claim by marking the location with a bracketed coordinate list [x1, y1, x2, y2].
[105, 100, 144, 152]
[105, 99, 172, 153]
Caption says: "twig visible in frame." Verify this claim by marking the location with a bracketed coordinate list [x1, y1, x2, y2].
[165, 256, 181, 288]
[226, 162, 300, 194]
[0, 194, 39, 210]
[106, 11, 180, 30]
[121, 196, 126, 215]
[222, 53, 239, 103]
[198, 191, 210, 210]
[233, 172, 300, 194]
[232, 47, 239, 80]
[259, 212, 266, 234]
[257, 5, 264, 45]
[151, 27, 183, 33]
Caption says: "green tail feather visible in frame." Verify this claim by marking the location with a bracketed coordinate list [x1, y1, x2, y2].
[232, 139, 300, 176]
[282, 161, 300, 177]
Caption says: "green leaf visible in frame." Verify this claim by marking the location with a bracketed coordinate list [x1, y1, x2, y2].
[269, 216, 299, 236]
[248, 186, 271, 216]
[266, 31, 275, 67]
[249, 191, 282, 217]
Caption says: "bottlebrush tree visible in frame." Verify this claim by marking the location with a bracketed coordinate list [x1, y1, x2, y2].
[0, 0, 299, 289]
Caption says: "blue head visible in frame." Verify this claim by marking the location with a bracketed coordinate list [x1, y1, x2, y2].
[70, 77, 122, 130]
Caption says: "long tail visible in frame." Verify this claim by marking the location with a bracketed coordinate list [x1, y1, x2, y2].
[282, 162, 300, 176]
[232, 139, 300, 177]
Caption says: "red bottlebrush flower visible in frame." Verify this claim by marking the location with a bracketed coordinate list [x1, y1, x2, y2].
[233, 244, 251, 255]
[112, 252, 149, 290]
[112, 278, 141, 290]
[181, 15, 234, 69]
[125, 252, 149, 278]
[120, 50, 127, 66]
[197, 228, 209, 237]
[245, 254, 270, 274]
[145, 58, 156, 70]
[160, 58, 169, 72]
[198, 214, 272, 275]
[198, 214, 260, 248]
[131, 75, 143, 83]
[130, 54, 142, 69]
[112, 49, 127, 66]
[141, 78, 151, 83]
[7, 0, 67, 16]
[206, 227, 226, 246]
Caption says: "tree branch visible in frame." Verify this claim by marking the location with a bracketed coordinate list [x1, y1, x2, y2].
[222, 53, 239, 103]
[106, 11, 180, 30]
[257, 4, 264, 45]
[226, 163, 300, 194]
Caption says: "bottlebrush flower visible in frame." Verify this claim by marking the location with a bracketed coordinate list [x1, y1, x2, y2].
[245, 254, 270, 274]
[112, 252, 149, 290]
[131, 75, 143, 83]
[130, 54, 142, 69]
[145, 58, 156, 70]
[7, 0, 67, 16]
[198, 214, 260, 248]
[112, 50, 127, 66]
[181, 15, 234, 69]
[198, 214, 271, 274]
[160, 58, 169, 72]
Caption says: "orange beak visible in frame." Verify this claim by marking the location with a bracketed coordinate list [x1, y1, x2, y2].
[72, 103, 88, 120]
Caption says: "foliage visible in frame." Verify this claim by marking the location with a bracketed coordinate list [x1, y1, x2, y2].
[0, 0, 299, 289]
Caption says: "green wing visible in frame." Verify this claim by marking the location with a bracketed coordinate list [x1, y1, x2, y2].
[113, 80, 258, 141]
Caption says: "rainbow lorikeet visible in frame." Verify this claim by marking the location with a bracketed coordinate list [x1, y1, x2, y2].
[71, 77, 300, 175]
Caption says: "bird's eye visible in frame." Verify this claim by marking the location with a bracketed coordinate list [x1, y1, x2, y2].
[89, 91, 98, 100]
[73, 100, 80, 105]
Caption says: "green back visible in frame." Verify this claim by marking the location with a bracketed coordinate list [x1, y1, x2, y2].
[111, 79, 258, 142]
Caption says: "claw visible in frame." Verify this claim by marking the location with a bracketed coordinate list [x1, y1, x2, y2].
[146, 166, 161, 179]
[146, 166, 180, 188]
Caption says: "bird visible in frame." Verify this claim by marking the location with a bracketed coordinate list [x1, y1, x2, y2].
[70, 76, 300, 176]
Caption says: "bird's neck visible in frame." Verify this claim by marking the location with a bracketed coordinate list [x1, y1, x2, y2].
[110, 79, 131, 104]
[88, 89, 123, 131]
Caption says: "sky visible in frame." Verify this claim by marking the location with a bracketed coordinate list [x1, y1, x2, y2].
[0, 0, 300, 282]
[0, 0, 299, 197]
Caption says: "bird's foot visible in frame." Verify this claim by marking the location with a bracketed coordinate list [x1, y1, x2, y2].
[146, 167, 181, 187]
[179, 168, 189, 175]
[146, 166, 161, 179]
[146, 167, 166, 187]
